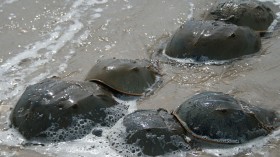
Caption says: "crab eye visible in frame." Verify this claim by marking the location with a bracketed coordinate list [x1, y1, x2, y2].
[72, 104, 78, 109]
[131, 67, 139, 72]
[220, 109, 228, 113]
[230, 33, 235, 38]
[215, 108, 231, 114]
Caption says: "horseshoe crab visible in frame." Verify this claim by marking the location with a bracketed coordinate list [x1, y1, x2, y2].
[204, 0, 275, 31]
[172, 91, 279, 146]
[114, 109, 189, 156]
[165, 20, 261, 61]
[85, 58, 161, 96]
[10, 77, 123, 141]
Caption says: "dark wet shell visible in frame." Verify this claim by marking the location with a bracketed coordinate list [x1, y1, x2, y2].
[123, 109, 189, 156]
[173, 91, 279, 145]
[85, 58, 160, 96]
[204, 0, 275, 31]
[165, 20, 261, 61]
[10, 77, 118, 141]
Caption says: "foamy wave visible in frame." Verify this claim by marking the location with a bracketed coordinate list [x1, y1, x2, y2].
[0, 0, 108, 102]
[0, 0, 18, 8]
[0, 99, 137, 156]
[203, 128, 280, 156]
[29, 100, 136, 157]
[162, 48, 230, 65]
[187, 2, 194, 20]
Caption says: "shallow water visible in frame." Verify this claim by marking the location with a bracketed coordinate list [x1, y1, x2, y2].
[0, 0, 280, 156]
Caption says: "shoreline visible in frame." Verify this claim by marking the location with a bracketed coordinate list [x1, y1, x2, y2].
[0, 0, 280, 156]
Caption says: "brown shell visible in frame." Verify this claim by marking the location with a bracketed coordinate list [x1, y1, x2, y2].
[204, 0, 275, 31]
[173, 91, 280, 145]
[165, 20, 261, 61]
[85, 58, 160, 96]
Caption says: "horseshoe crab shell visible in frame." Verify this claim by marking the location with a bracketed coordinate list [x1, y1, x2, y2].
[165, 20, 261, 61]
[11, 77, 119, 141]
[122, 109, 189, 156]
[204, 0, 275, 31]
[85, 58, 160, 96]
[172, 92, 279, 145]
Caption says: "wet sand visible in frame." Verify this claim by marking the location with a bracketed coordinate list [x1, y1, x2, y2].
[0, 0, 280, 156]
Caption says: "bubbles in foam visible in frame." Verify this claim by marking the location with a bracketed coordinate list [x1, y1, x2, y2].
[27, 98, 135, 143]
[107, 123, 191, 157]
[41, 118, 95, 142]
[107, 109, 191, 157]
[113, 97, 138, 114]
[107, 118, 144, 157]
[29, 130, 123, 157]
[169, 135, 191, 150]
[103, 97, 138, 127]
[0, 99, 137, 157]
[202, 128, 280, 157]
[162, 49, 231, 66]
[104, 103, 129, 126]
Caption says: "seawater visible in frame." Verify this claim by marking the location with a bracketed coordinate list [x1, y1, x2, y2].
[0, 0, 109, 102]
[0, 0, 280, 156]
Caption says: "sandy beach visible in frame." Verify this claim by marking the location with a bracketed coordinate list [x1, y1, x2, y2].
[0, 0, 280, 156]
